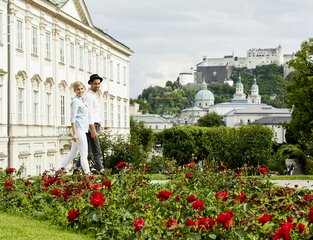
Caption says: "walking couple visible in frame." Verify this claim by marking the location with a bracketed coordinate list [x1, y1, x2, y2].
[59, 74, 105, 175]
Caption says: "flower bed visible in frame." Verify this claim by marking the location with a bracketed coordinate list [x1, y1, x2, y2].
[1, 164, 313, 239]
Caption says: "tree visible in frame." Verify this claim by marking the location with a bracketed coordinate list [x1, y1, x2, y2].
[197, 112, 223, 127]
[130, 116, 155, 151]
[285, 38, 313, 143]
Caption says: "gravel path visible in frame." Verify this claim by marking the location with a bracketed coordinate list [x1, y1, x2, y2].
[270, 180, 313, 190]
[150, 179, 313, 190]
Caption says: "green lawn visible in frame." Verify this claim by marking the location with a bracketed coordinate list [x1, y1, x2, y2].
[269, 175, 313, 180]
[0, 212, 94, 240]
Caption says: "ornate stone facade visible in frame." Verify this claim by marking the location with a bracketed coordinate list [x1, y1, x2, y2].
[0, 0, 133, 175]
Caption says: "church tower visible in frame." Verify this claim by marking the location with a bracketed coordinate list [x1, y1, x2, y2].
[231, 75, 247, 103]
[247, 77, 261, 104]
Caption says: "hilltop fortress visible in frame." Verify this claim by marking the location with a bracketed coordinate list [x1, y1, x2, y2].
[179, 45, 294, 85]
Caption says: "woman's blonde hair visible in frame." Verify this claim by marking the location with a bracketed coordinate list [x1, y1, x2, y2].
[72, 81, 84, 91]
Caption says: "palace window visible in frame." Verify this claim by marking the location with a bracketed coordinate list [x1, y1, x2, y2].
[33, 90, 39, 124]
[17, 88, 24, 124]
[117, 63, 120, 83]
[17, 20, 23, 50]
[103, 57, 106, 78]
[117, 102, 121, 127]
[46, 92, 51, 125]
[31, 26, 38, 54]
[124, 105, 127, 128]
[96, 54, 99, 73]
[45, 32, 51, 59]
[88, 51, 91, 72]
[123, 66, 127, 85]
[110, 103, 114, 127]
[70, 42, 75, 66]
[59, 38, 64, 63]
[79, 47, 83, 69]
[60, 95, 65, 125]
[109, 60, 113, 80]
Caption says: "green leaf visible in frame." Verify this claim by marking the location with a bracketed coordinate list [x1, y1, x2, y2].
[209, 233, 217, 239]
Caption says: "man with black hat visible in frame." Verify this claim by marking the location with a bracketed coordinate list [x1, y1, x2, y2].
[74, 74, 105, 174]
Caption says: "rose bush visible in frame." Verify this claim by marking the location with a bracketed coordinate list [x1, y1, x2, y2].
[0, 163, 313, 239]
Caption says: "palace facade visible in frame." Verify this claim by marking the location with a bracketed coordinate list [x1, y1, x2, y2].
[0, 0, 133, 176]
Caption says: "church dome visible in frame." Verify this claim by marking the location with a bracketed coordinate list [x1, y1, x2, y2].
[195, 89, 214, 101]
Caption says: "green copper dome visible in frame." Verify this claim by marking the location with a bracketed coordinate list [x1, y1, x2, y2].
[195, 89, 214, 101]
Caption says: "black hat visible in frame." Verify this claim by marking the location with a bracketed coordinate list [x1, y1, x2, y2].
[88, 74, 103, 84]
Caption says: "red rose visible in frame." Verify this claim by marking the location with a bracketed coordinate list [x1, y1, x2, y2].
[185, 172, 193, 179]
[259, 167, 267, 175]
[102, 180, 113, 189]
[90, 191, 105, 207]
[51, 188, 62, 197]
[66, 209, 80, 222]
[175, 195, 181, 201]
[192, 200, 205, 211]
[156, 190, 173, 202]
[233, 191, 246, 203]
[286, 216, 293, 223]
[63, 189, 72, 200]
[43, 176, 58, 187]
[272, 222, 293, 240]
[218, 165, 227, 171]
[187, 161, 195, 168]
[298, 223, 306, 235]
[91, 183, 101, 190]
[187, 195, 198, 202]
[117, 161, 127, 168]
[196, 217, 215, 231]
[134, 218, 144, 232]
[166, 218, 179, 228]
[215, 191, 228, 202]
[308, 207, 313, 223]
[216, 211, 234, 227]
[258, 213, 272, 225]
[185, 219, 196, 227]
[24, 180, 32, 186]
[4, 181, 14, 187]
[304, 194, 313, 202]
[6, 168, 15, 174]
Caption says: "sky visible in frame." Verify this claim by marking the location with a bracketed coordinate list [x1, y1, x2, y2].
[84, 0, 313, 98]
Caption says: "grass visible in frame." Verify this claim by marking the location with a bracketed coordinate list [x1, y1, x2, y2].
[268, 175, 313, 180]
[0, 212, 94, 240]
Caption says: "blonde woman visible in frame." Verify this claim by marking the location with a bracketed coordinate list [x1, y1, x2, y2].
[60, 81, 91, 174]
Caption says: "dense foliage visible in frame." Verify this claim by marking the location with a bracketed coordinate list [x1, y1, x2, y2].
[160, 125, 273, 167]
[285, 38, 313, 145]
[231, 64, 287, 108]
[1, 165, 313, 239]
[197, 112, 224, 127]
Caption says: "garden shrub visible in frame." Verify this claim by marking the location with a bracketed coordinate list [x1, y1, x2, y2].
[161, 125, 272, 168]
[304, 159, 313, 175]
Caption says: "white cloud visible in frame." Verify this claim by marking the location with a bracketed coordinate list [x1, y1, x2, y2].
[84, 0, 313, 97]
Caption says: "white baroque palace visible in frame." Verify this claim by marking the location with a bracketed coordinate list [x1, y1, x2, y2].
[0, 0, 133, 176]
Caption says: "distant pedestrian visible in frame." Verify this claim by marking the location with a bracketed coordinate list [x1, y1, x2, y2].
[287, 165, 291, 175]
[290, 164, 295, 175]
